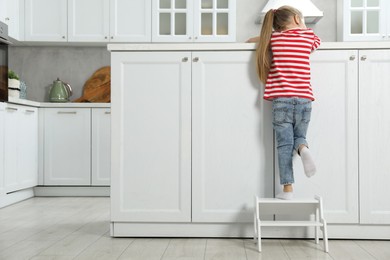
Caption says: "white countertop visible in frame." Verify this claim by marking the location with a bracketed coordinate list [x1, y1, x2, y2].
[108, 42, 390, 51]
[6, 97, 111, 108]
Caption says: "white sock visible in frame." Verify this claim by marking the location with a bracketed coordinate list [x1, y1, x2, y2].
[300, 146, 316, 177]
[276, 192, 293, 200]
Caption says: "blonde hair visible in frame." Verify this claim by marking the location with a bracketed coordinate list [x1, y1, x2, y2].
[256, 6, 303, 84]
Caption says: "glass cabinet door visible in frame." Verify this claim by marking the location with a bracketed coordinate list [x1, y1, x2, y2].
[341, 0, 387, 41]
[152, 0, 193, 42]
[194, 0, 236, 42]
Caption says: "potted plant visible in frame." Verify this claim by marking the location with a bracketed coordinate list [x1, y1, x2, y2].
[8, 70, 21, 98]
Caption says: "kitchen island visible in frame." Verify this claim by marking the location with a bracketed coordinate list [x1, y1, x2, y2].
[108, 43, 390, 239]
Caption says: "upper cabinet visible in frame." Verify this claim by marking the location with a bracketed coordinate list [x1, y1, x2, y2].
[25, 0, 67, 41]
[152, 0, 236, 42]
[0, 0, 24, 40]
[68, 0, 110, 42]
[25, 0, 151, 42]
[338, 0, 390, 41]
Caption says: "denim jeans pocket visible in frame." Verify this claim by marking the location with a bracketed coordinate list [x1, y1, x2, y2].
[273, 108, 293, 124]
[301, 107, 312, 123]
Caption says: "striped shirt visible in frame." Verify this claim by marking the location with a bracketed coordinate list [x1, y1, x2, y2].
[264, 28, 321, 101]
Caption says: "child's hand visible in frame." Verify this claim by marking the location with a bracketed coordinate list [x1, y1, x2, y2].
[246, 36, 259, 43]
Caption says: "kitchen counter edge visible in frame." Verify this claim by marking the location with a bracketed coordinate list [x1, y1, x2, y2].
[6, 97, 111, 108]
[107, 42, 390, 51]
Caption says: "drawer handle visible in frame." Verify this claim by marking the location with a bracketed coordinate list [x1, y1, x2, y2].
[26, 110, 35, 113]
[105, 111, 111, 114]
[57, 111, 77, 114]
[6, 107, 18, 111]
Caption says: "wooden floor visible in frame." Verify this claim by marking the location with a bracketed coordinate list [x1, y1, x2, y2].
[0, 197, 389, 260]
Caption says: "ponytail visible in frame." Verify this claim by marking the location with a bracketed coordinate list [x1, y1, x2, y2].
[256, 9, 274, 84]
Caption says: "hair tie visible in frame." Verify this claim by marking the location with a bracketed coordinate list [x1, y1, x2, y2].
[272, 9, 277, 13]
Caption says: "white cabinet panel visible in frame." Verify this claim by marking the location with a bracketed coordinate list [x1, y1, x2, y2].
[192, 51, 273, 222]
[0, 103, 5, 197]
[111, 52, 192, 222]
[4, 104, 38, 193]
[25, 0, 67, 41]
[3, 0, 24, 40]
[359, 50, 390, 224]
[43, 108, 91, 185]
[274, 50, 359, 224]
[110, 0, 151, 42]
[91, 108, 110, 186]
[68, 0, 110, 42]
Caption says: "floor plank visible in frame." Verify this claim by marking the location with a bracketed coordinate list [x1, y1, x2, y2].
[204, 239, 247, 260]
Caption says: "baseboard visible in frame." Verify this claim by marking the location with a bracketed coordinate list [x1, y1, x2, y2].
[33, 186, 110, 197]
[0, 188, 35, 208]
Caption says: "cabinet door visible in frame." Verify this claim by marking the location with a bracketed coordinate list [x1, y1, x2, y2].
[359, 50, 390, 224]
[111, 51, 192, 222]
[193, 0, 236, 42]
[17, 106, 38, 189]
[152, 0, 193, 42]
[110, 0, 151, 42]
[68, 0, 109, 42]
[274, 50, 359, 224]
[4, 105, 20, 192]
[4, 0, 24, 40]
[0, 104, 5, 197]
[192, 51, 273, 222]
[25, 0, 67, 41]
[43, 108, 91, 185]
[91, 108, 110, 186]
[339, 0, 387, 41]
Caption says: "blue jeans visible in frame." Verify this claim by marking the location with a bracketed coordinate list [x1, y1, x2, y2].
[272, 97, 312, 185]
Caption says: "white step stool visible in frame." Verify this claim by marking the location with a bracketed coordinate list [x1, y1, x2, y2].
[253, 195, 329, 253]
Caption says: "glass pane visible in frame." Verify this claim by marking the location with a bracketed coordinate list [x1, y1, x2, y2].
[351, 0, 363, 7]
[201, 13, 213, 35]
[367, 0, 379, 7]
[367, 11, 379, 33]
[175, 0, 186, 9]
[217, 13, 228, 35]
[217, 0, 228, 8]
[202, 0, 213, 9]
[160, 0, 171, 8]
[160, 13, 171, 35]
[175, 13, 186, 35]
[351, 11, 363, 34]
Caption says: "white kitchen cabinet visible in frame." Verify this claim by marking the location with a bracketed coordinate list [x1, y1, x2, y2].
[152, 0, 236, 42]
[91, 108, 110, 186]
[359, 50, 390, 224]
[25, 0, 67, 41]
[192, 51, 273, 223]
[68, 0, 110, 42]
[43, 108, 91, 185]
[275, 50, 359, 224]
[110, 0, 151, 42]
[4, 104, 38, 193]
[111, 51, 192, 222]
[1, 0, 24, 40]
[0, 103, 5, 197]
[338, 0, 389, 41]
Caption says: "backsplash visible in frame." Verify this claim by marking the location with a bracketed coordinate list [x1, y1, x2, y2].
[9, 46, 110, 102]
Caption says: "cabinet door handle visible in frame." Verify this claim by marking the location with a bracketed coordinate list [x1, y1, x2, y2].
[193, 57, 199, 62]
[57, 111, 77, 114]
[361, 55, 367, 61]
[105, 111, 111, 114]
[6, 107, 18, 111]
[182, 57, 188, 62]
[62, 36, 66, 39]
[111, 36, 114, 39]
[26, 110, 36, 113]
[349, 55, 356, 61]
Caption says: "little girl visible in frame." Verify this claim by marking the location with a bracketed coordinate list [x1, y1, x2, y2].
[254, 6, 321, 200]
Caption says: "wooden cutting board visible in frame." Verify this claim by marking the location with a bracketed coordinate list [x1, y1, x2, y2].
[73, 66, 110, 103]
